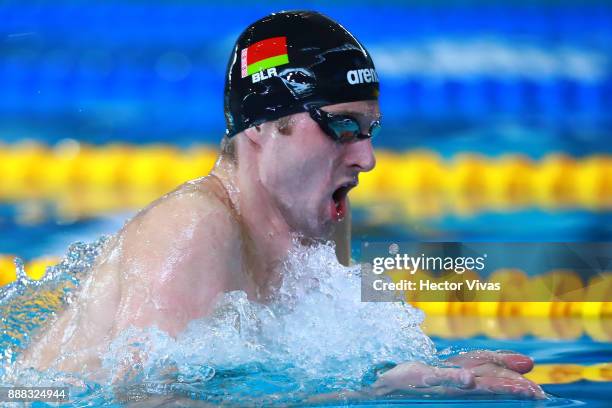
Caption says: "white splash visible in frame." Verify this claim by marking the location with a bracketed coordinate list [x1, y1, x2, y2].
[101, 239, 435, 384]
[2, 238, 436, 404]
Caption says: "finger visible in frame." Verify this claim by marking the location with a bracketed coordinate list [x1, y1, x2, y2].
[386, 377, 546, 400]
[422, 366, 476, 389]
[418, 377, 546, 400]
[471, 376, 546, 399]
[465, 363, 546, 399]
[469, 363, 525, 380]
[446, 350, 534, 374]
[376, 362, 475, 391]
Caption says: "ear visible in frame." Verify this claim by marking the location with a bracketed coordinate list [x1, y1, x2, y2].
[243, 124, 263, 147]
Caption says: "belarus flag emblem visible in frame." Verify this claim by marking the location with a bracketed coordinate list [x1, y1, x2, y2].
[241, 36, 289, 78]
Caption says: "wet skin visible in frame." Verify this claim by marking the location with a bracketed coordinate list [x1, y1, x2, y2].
[17, 101, 544, 399]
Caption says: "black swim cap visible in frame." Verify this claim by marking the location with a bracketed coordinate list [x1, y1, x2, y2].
[224, 10, 380, 138]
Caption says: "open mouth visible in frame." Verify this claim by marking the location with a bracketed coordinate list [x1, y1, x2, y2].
[330, 181, 357, 221]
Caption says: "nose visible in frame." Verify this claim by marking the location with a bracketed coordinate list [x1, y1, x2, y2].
[344, 138, 376, 172]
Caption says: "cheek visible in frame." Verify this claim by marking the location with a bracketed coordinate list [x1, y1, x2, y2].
[263, 142, 332, 199]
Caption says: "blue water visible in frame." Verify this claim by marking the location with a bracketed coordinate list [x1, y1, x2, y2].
[1, 221, 611, 406]
[2, 1, 611, 146]
[1, 0, 610, 405]
[1, 202, 611, 262]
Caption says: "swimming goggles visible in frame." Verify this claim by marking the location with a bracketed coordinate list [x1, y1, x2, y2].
[308, 105, 382, 144]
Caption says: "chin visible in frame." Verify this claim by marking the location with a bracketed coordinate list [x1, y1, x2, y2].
[311, 219, 335, 240]
[286, 204, 334, 239]
[293, 218, 333, 241]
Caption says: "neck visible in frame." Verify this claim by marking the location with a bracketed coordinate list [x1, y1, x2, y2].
[210, 155, 293, 295]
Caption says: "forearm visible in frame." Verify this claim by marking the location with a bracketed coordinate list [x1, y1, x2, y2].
[304, 361, 398, 404]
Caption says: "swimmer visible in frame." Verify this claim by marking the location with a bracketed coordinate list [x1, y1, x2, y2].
[17, 11, 544, 400]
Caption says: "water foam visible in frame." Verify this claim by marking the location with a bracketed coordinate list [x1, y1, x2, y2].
[96, 239, 435, 402]
[0, 238, 109, 370]
[2, 237, 436, 405]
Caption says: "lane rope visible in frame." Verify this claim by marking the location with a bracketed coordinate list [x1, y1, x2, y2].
[0, 144, 609, 218]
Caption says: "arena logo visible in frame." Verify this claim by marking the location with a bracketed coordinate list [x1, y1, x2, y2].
[346, 68, 379, 85]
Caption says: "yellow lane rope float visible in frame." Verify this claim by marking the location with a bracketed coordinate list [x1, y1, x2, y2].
[0, 255, 61, 286]
[525, 362, 612, 384]
[0, 143, 610, 220]
[389, 268, 612, 340]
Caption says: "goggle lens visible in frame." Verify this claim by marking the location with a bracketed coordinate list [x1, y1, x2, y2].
[329, 118, 362, 143]
[309, 106, 381, 143]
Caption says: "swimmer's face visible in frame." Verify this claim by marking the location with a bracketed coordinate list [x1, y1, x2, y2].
[257, 100, 378, 238]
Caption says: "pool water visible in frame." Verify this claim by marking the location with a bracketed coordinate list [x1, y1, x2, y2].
[434, 337, 611, 407]
[1, 1, 611, 404]
[0, 205, 610, 407]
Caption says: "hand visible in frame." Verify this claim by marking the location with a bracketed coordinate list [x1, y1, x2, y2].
[370, 350, 545, 399]
[443, 350, 545, 399]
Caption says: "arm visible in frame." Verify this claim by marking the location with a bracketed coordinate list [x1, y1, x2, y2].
[17, 186, 241, 377]
[109, 188, 243, 337]
[309, 351, 544, 402]
[366, 354, 544, 399]
[111, 352, 543, 406]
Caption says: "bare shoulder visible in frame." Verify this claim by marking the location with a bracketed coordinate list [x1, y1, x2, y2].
[18, 176, 243, 371]
[121, 175, 241, 263]
[105, 175, 245, 331]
